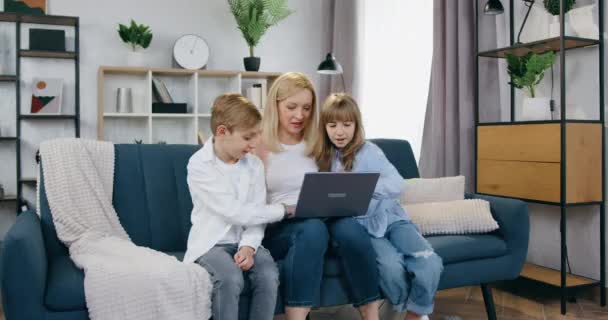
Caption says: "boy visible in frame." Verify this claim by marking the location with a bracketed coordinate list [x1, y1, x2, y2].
[184, 93, 293, 320]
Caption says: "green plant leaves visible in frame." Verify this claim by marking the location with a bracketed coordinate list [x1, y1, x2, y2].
[117, 19, 153, 50]
[228, 0, 294, 56]
[543, 0, 576, 16]
[506, 51, 555, 98]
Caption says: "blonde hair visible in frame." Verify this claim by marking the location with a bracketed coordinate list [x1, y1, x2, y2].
[211, 93, 261, 134]
[261, 72, 318, 153]
[313, 93, 365, 172]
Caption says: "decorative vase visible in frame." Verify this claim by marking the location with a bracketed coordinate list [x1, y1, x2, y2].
[126, 49, 144, 67]
[116, 88, 133, 113]
[548, 15, 575, 38]
[244, 56, 260, 71]
[522, 97, 552, 121]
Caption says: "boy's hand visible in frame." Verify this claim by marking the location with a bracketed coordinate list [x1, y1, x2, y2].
[283, 204, 296, 219]
[234, 246, 255, 271]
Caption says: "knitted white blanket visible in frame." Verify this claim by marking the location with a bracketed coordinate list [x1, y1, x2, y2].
[39, 138, 212, 320]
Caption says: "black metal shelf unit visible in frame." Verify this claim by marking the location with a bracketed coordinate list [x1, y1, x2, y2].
[475, 0, 605, 315]
[0, 12, 80, 213]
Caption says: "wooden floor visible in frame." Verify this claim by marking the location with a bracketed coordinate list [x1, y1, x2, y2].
[301, 278, 608, 320]
[430, 281, 607, 320]
[2, 279, 606, 320]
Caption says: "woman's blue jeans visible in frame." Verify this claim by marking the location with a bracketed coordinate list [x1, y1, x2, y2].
[263, 217, 380, 308]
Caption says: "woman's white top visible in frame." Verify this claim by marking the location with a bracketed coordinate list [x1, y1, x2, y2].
[265, 141, 319, 206]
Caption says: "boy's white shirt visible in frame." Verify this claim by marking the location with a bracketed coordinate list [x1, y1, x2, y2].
[183, 138, 284, 264]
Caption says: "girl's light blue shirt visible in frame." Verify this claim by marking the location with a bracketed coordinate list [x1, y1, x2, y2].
[331, 142, 409, 238]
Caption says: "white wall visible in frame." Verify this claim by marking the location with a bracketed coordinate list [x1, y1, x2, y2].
[49, 0, 332, 139]
[359, 0, 433, 161]
[0, 0, 332, 235]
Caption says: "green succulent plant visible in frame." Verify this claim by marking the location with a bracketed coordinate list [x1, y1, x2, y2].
[506, 51, 556, 98]
[228, 0, 294, 57]
[118, 20, 153, 51]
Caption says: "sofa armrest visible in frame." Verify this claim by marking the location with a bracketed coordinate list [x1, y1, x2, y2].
[467, 193, 530, 270]
[2, 210, 47, 319]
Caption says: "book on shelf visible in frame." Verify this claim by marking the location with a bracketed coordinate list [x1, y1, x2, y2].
[152, 77, 173, 103]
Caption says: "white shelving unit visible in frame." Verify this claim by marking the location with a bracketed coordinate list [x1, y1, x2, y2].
[97, 66, 280, 144]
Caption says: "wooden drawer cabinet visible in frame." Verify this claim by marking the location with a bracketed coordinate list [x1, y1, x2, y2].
[477, 123, 602, 204]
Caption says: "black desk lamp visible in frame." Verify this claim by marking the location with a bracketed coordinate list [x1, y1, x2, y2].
[484, 0, 536, 44]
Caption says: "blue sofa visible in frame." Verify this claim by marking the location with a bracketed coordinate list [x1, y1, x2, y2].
[2, 139, 529, 320]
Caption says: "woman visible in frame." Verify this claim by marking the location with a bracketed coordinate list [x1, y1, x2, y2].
[257, 72, 381, 320]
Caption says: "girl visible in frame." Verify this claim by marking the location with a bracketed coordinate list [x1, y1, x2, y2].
[257, 73, 382, 320]
[312, 93, 443, 320]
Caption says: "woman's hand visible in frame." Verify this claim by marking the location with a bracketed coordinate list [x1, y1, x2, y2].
[234, 246, 255, 271]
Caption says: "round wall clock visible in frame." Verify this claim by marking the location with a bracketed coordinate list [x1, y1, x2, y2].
[173, 34, 210, 70]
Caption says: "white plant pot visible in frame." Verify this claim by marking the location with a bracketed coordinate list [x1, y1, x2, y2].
[126, 50, 144, 67]
[522, 97, 552, 121]
[548, 15, 575, 38]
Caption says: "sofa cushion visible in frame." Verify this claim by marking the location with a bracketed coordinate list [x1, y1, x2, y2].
[113, 144, 199, 253]
[45, 255, 85, 311]
[428, 234, 507, 264]
[369, 139, 420, 179]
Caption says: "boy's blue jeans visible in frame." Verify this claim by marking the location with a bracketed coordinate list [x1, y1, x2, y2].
[196, 244, 279, 320]
[264, 218, 380, 308]
[371, 220, 444, 315]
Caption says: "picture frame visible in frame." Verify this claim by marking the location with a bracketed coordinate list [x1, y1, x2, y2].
[31, 77, 63, 114]
[4, 0, 46, 15]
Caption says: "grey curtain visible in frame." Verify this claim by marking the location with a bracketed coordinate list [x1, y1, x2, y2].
[322, 0, 362, 99]
[419, 0, 477, 192]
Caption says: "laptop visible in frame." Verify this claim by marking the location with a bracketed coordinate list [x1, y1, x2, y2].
[294, 172, 380, 218]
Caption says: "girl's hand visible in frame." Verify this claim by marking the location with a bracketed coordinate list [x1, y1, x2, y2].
[234, 246, 255, 271]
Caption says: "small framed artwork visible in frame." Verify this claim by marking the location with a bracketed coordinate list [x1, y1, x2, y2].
[31, 78, 63, 114]
[4, 0, 46, 15]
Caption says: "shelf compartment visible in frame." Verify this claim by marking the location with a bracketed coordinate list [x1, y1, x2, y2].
[20, 50, 77, 59]
[151, 117, 196, 144]
[103, 117, 149, 144]
[520, 263, 599, 288]
[478, 36, 600, 58]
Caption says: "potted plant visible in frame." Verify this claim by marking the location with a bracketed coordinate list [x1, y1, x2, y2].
[228, 0, 293, 71]
[118, 19, 153, 66]
[544, 0, 576, 37]
[506, 51, 556, 120]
